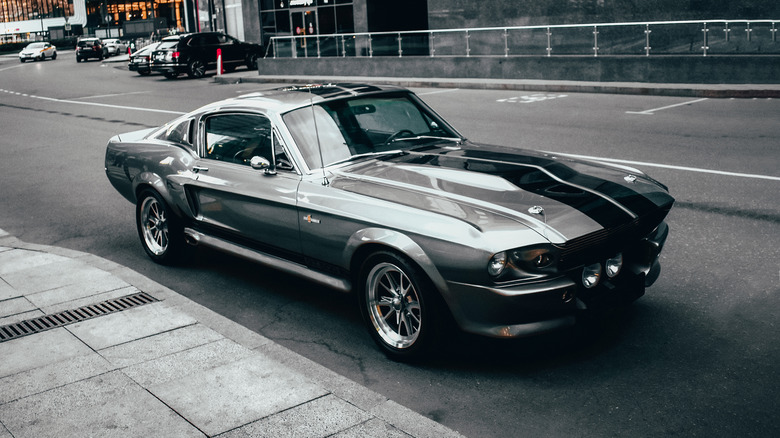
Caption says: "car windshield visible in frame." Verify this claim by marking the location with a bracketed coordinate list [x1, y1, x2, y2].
[26, 43, 45, 49]
[282, 93, 460, 170]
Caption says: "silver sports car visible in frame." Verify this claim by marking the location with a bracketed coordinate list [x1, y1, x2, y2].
[105, 84, 674, 360]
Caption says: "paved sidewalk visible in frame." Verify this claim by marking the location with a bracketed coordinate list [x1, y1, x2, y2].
[0, 228, 464, 438]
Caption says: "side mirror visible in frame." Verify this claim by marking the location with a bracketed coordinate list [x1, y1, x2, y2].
[250, 156, 276, 175]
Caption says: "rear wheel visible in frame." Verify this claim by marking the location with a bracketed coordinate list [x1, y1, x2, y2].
[246, 53, 258, 70]
[52, 52, 56, 60]
[187, 59, 206, 78]
[358, 251, 444, 361]
[136, 190, 185, 264]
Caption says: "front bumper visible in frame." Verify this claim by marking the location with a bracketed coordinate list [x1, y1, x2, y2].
[444, 221, 669, 338]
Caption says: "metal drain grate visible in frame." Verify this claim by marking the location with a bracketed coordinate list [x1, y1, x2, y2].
[0, 292, 158, 343]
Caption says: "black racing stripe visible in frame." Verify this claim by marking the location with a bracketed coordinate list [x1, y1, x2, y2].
[397, 150, 633, 228]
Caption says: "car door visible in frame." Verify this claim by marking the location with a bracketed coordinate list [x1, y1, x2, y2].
[186, 111, 303, 261]
[216, 33, 243, 69]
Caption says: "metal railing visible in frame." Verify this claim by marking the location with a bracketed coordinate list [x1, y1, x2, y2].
[269, 19, 780, 59]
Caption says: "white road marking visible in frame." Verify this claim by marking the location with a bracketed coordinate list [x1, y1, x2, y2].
[626, 98, 709, 115]
[497, 94, 568, 104]
[549, 152, 780, 181]
[0, 88, 185, 115]
[71, 91, 152, 100]
[418, 88, 460, 96]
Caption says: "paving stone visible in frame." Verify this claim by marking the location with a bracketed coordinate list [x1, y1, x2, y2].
[2, 259, 127, 295]
[0, 371, 202, 438]
[0, 297, 35, 319]
[67, 301, 197, 350]
[0, 278, 16, 301]
[121, 338, 254, 387]
[0, 309, 44, 327]
[0, 328, 92, 379]
[0, 249, 65, 276]
[333, 418, 413, 438]
[219, 394, 371, 438]
[100, 323, 224, 368]
[26, 279, 132, 310]
[0, 353, 115, 404]
[151, 354, 328, 436]
[38, 285, 140, 315]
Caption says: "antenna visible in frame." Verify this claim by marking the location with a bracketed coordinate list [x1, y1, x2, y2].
[309, 90, 329, 186]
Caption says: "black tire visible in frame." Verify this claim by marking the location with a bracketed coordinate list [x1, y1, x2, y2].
[187, 59, 206, 78]
[358, 251, 444, 361]
[245, 53, 258, 70]
[52, 52, 56, 60]
[20, 59, 25, 63]
[136, 190, 185, 265]
[76, 56, 81, 63]
[164, 71, 179, 79]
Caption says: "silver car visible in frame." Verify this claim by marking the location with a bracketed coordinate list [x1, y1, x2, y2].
[105, 84, 674, 360]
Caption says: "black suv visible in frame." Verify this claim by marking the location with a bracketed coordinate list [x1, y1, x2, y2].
[150, 32, 263, 79]
[76, 38, 107, 62]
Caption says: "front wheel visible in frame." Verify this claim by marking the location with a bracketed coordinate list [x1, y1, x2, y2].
[358, 251, 443, 361]
[51, 52, 56, 60]
[136, 190, 185, 264]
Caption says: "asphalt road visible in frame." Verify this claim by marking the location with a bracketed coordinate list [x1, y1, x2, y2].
[1, 51, 779, 437]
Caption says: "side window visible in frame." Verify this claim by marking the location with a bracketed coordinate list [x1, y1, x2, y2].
[203, 113, 273, 166]
[154, 118, 194, 150]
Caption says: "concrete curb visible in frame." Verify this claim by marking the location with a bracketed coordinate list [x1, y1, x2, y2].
[0, 231, 464, 438]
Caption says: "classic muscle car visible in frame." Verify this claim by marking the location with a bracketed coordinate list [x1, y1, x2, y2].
[105, 84, 674, 360]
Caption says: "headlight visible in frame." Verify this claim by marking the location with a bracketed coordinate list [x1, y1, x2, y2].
[487, 252, 507, 277]
[582, 263, 602, 288]
[512, 247, 556, 269]
[606, 253, 623, 278]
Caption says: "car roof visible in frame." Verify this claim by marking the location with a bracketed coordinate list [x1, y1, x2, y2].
[213, 83, 406, 114]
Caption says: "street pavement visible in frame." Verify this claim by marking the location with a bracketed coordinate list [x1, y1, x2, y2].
[2, 55, 777, 437]
[0, 228, 463, 438]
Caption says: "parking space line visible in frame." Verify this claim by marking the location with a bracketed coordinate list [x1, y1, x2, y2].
[626, 98, 709, 115]
[549, 152, 780, 181]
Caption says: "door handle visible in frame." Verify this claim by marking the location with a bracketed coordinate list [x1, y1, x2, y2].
[193, 166, 209, 173]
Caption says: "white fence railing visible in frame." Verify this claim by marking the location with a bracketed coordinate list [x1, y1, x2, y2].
[268, 19, 780, 59]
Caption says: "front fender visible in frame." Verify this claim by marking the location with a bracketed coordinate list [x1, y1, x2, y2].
[344, 227, 448, 295]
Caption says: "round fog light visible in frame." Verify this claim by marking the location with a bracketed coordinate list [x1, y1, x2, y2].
[582, 263, 602, 288]
[606, 253, 623, 278]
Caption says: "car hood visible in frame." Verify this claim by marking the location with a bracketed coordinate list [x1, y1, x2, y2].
[330, 142, 674, 243]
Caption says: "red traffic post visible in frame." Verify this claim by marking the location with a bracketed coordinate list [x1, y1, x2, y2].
[217, 48, 224, 75]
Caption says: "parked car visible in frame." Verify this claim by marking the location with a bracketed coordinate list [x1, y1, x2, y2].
[76, 38, 107, 62]
[104, 84, 674, 360]
[19, 42, 57, 62]
[103, 38, 128, 56]
[128, 43, 161, 76]
[150, 32, 263, 79]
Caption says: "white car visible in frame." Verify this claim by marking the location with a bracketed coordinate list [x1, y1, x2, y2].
[19, 42, 57, 62]
[103, 39, 128, 56]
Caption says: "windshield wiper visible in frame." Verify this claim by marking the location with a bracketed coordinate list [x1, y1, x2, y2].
[388, 135, 463, 144]
[327, 150, 405, 167]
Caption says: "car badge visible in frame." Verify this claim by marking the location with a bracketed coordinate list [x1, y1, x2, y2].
[624, 174, 637, 183]
[303, 214, 321, 224]
[528, 206, 544, 215]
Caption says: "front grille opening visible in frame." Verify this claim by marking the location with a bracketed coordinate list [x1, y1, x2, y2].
[0, 292, 158, 343]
